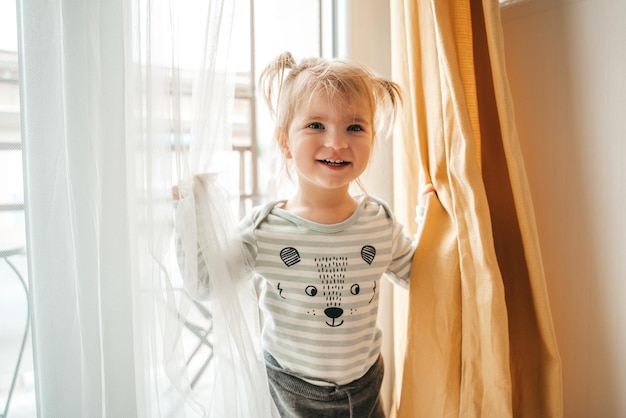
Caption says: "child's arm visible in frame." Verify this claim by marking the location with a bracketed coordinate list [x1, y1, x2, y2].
[173, 174, 252, 300]
[172, 174, 215, 299]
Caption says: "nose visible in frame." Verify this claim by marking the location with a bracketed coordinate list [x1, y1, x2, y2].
[325, 132, 348, 150]
[324, 307, 343, 319]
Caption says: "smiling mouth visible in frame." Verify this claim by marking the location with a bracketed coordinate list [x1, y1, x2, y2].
[319, 159, 350, 167]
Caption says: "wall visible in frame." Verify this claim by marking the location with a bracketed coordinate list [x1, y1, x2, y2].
[501, 0, 626, 416]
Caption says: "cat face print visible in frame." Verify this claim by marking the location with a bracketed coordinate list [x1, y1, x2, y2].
[277, 245, 378, 327]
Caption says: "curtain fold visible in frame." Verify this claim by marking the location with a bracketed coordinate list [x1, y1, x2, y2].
[17, 0, 273, 415]
[390, 0, 562, 416]
[18, 2, 138, 415]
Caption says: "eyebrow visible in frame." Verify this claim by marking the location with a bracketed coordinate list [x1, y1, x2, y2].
[349, 117, 370, 125]
[299, 114, 371, 126]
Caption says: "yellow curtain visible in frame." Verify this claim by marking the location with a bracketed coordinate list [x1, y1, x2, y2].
[390, 0, 563, 416]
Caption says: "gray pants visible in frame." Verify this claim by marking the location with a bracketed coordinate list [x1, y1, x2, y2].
[264, 352, 385, 418]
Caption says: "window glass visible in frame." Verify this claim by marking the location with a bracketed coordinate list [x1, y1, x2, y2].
[0, 1, 326, 414]
[0, 2, 33, 416]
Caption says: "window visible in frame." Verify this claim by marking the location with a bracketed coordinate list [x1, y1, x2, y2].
[0, 1, 327, 415]
[0, 49, 23, 237]
[0, 3, 33, 417]
[168, 0, 328, 398]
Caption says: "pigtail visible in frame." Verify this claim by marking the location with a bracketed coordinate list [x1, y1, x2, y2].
[370, 77, 403, 142]
[375, 78, 402, 120]
[258, 52, 298, 119]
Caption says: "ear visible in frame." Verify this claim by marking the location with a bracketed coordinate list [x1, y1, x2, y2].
[277, 132, 292, 159]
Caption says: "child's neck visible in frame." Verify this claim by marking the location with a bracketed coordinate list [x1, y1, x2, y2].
[284, 190, 358, 225]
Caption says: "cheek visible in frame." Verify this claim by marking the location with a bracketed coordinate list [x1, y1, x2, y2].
[354, 144, 373, 173]
[365, 143, 373, 158]
[290, 137, 314, 157]
[357, 142, 373, 161]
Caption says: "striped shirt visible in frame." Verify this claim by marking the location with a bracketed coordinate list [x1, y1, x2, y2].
[238, 195, 416, 385]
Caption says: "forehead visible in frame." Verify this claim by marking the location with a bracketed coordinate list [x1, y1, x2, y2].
[296, 91, 371, 121]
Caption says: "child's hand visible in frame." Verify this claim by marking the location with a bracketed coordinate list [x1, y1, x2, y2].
[172, 185, 181, 201]
[171, 173, 218, 201]
[418, 183, 436, 207]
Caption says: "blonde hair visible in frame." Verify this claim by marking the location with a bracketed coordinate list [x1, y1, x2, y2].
[258, 52, 403, 151]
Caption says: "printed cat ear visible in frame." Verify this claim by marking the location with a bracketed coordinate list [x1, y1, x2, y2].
[361, 245, 376, 265]
[280, 247, 301, 267]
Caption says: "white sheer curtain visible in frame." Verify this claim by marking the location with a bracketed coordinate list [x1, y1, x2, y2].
[17, 0, 274, 416]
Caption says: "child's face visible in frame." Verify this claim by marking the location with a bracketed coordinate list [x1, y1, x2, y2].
[284, 92, 373, 196]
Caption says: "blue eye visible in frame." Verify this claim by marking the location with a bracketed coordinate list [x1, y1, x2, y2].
[308, 122, 324, 129]
[347, 125, 363, 132]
